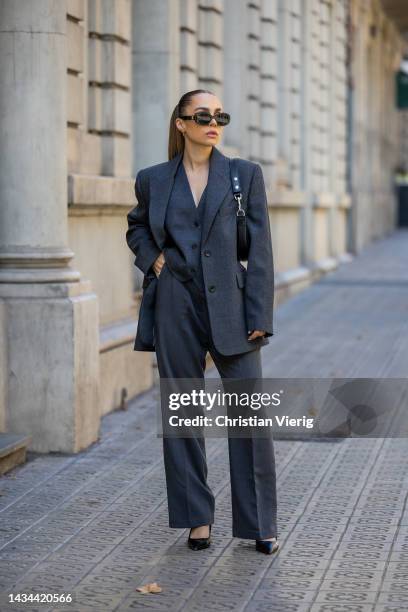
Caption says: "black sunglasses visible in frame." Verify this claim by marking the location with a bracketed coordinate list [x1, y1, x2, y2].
[178, 111, 231, 126]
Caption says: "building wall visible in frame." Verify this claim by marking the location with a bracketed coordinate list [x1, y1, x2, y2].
[126, 0, 404, 402]
[1, 0, 406, 450]
[349, 0, 405, 251]
[66, 0, 154, 417]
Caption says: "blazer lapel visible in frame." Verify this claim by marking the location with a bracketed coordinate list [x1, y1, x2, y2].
[148, 145, 231, 250]
[149, 151, 183, 249]
[201, 146, 231, 246]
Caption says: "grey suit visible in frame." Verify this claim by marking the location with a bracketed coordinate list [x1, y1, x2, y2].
[126, 145, 277, 539]
[126, 145, 274, 356]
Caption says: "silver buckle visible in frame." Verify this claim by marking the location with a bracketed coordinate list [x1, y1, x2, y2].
[234, 194, 245, 216]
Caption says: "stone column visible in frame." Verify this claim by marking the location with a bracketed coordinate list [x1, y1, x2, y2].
[259, 0, 278, 187]
[300, 0, 315, 268]
[246, 0, 262, 162]
[223, 0, 249, 156]
[0, 0, 100, 453]
[131, 0, 180, 170]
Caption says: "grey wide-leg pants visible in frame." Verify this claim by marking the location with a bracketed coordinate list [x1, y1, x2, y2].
[154, 263, 278, 539]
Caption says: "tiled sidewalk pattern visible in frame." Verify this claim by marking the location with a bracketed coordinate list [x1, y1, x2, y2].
[0, 230, 407, 611]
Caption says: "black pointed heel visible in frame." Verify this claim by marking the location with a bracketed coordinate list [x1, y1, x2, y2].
[255, 537, 279, 555]
[187, 524, 212, 551]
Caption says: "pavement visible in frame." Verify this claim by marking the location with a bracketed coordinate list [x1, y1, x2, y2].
[0, 229, 408, 612]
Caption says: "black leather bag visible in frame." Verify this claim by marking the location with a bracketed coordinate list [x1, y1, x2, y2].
[230, 158, 250, 261]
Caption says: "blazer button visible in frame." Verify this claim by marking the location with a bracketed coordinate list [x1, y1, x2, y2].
[203, 250, 211, 257]
[208, 285, 216, 293]
[191, 243, 197, 249]
[194, 221, 199, 227]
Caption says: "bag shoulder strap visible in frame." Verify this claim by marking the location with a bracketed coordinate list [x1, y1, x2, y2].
[230, 158, 242, 196]
[229, 158, 246, 214]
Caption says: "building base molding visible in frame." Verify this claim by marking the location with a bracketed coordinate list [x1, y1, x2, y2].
[0, 279, 100, 453]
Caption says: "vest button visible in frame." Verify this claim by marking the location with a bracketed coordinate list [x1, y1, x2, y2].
[203, 250, 211, 257]
[191, 243, 197, 249]
[208, 285, 216, 293]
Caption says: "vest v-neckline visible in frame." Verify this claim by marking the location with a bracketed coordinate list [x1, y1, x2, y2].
[181, 162, 208, 208]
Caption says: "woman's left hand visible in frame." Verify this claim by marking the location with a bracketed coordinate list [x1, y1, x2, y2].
[247, 330, 266, 341]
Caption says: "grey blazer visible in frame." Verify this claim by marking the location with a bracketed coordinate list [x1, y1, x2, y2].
[126, 145, 274, 356]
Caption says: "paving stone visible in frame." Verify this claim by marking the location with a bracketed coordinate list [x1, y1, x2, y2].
[376, 591, 408, 604]
[252, 588, 317, 603]
[314, 589, 378, 604]
[310, 606, 374, 612]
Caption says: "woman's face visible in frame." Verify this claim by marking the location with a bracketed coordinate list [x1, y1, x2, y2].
[176, 93, 225, 148]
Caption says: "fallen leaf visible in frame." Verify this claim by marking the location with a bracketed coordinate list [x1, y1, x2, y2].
[136, 582, 162, 594]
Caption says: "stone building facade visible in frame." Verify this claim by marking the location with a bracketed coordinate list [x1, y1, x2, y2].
[0, 0, 406, 452]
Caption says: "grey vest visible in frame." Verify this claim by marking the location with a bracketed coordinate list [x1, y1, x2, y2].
[163, 159, 208, 289]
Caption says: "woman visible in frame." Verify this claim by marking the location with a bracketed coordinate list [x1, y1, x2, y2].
[126, 89, 278, 554]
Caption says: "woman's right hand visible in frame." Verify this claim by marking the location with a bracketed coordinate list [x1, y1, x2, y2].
[153, 253, 166, 277]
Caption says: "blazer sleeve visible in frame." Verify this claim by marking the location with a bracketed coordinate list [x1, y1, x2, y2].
[126, 170, 162, 275]
[244, 163, 274, 337]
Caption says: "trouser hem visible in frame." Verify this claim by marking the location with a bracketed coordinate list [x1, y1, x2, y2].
[232, 528, 278, 540]
[169, 520, 214, 529]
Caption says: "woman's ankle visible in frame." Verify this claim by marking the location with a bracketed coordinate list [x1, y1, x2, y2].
[190, 525, 210, 537]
